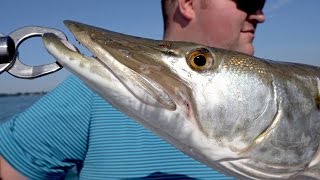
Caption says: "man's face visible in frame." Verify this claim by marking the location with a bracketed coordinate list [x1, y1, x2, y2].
[193, 0, 265, 55]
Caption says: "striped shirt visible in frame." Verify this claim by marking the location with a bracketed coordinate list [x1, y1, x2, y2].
[0, 75, 234, 180]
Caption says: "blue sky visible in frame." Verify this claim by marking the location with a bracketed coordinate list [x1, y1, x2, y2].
[0, 0, 319, 93]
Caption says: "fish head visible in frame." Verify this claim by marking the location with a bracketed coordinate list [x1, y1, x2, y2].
[43, 21, 277, 175]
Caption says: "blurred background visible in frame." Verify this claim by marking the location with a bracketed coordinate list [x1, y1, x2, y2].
[0, 0, 319, 121]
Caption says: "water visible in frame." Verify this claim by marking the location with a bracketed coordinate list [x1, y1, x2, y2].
[0, 95, 43, 123]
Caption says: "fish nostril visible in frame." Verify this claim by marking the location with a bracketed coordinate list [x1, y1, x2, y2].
[158, 42, 172, 49]
[161, 50, 179, 57]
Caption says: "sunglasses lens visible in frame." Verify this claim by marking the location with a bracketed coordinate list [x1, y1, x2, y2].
[237, 0, 265, 14]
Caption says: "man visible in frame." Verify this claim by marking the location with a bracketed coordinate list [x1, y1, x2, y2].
[0, 0, 265, 179]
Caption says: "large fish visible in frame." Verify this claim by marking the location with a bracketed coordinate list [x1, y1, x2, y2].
[42, 20, 320, 179]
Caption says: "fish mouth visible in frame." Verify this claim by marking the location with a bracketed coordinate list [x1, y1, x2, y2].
[42, 20, 191, 110]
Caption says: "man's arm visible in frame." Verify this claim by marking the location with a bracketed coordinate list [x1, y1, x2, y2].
[0, 156, 26, 180]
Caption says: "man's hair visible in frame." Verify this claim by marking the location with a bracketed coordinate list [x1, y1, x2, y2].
[161, 0, 176, 32]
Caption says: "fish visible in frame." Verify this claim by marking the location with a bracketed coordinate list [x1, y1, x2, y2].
[42, 20, 320, 179]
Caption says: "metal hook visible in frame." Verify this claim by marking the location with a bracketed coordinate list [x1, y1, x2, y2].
[3, 26, 67, 79]
[0, 33, 15, 73]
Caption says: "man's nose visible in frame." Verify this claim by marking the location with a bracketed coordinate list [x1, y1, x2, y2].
[249, 10, 266, 24]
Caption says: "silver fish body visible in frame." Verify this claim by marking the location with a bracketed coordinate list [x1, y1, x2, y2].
[42, 21, 320, 179]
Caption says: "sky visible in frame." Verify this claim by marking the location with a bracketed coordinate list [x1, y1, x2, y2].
[0, 0, 319, 93]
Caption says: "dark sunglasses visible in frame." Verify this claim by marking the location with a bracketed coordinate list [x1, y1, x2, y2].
[235, 0, 266, 14]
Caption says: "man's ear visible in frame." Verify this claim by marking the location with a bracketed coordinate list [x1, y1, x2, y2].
[177, 0, 195, 20]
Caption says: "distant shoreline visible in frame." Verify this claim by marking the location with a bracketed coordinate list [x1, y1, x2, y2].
[0, 92, 47, 97]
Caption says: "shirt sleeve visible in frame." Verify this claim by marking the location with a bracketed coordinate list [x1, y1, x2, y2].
[0, 75, 94, 179]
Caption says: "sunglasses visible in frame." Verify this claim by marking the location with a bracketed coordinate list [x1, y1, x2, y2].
[234, 0, 266, 14]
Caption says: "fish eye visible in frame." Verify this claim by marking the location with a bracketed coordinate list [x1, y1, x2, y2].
[187, 48, 214, 71]
[193, 54, 207, 66]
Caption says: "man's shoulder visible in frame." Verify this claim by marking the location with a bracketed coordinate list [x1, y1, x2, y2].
[47, 75, 97, 98]
[25, 75, 100, 110]
[58, 75, 92, 92]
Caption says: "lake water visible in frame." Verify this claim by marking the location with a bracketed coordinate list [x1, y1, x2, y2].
[0, 95, 43, 123]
